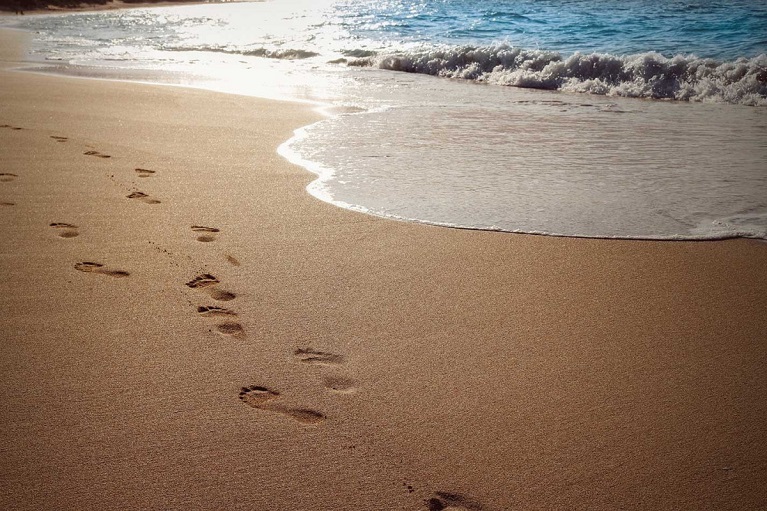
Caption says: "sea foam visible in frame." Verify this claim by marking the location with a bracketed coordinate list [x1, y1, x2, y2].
[349, 46, 767, 106]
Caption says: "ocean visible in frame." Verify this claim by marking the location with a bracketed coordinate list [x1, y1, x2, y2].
[3, 0, 766, 239]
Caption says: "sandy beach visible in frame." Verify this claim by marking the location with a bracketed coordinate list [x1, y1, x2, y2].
[1, 27, 766, 510]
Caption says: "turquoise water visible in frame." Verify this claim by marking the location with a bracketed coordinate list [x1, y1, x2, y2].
[334, 0, 767, 59]
[3, 1, 766, 239]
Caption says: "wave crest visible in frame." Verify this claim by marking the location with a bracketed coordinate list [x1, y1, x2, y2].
[166, 45, 320, 60]
[348, 45, 767, 105]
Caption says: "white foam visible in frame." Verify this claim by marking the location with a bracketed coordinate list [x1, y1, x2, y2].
[350, 45, 767, 106]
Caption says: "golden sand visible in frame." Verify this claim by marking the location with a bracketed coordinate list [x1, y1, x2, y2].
[1, 28, 766, 510]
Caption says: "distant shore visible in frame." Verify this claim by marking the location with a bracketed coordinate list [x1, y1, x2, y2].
[0, 0, 253, 15]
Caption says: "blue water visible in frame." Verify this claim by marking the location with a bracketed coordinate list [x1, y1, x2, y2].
[333, 0, 767, 60]
[3, 0, 766, 240]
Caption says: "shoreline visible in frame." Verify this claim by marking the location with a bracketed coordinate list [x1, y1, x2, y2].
[2, 26, 766, 511]
[0, 0, 258, 15]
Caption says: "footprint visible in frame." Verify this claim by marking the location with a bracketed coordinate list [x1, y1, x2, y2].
[83, 150, 110, 158]
[0, 173, 18, 182]
[209, 289, 236, 301]
[186, 274, 236, 302]
[197, 305, 236, 317]
[50, 136, 68, 143]
[186, 273, 220, 288]
[426, 492, 484, 511]
[323, 375, 358, 393]
[226, 255, 241, 266]
[127, 191, 161, 204]
[239, 385, 325, 425]
[0, 124, 23, 130]
[295, 348, 344, 366]
[0, 202, 14, 206]
[191, 225, 219, 243]
[49, 222, 79, 238]
[215, 322, 244, 337]
[74, 261, 130, 278]
[135, 168, 156, 178]
[239, 385, 280, 408]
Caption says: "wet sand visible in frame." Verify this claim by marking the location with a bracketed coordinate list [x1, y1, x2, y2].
[1, 28, 766, 510]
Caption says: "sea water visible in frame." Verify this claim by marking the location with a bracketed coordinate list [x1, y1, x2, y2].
[3, 0, 766, 239]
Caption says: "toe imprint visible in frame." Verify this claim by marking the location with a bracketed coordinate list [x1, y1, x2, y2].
[197, 306, 236, 317]
[295, 348, 345, 365]
[74, 261, 129, 278]
[135, 168, 156, 177]
[83, 150, 110, 158]
[191, 226, 220, 233]
[127, 191, 160, 204]
[186, 274, 219, 288]
[74, 262, 103, 272]
[50, 222, 79, 238]
[239, 385, 280, 408]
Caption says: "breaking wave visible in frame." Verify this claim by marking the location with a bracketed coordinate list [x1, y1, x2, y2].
[166, 45, 320, 60]
[348, 45, 767, 106]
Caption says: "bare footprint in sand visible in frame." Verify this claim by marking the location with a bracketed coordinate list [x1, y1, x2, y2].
[426, 492, 484, 511]
[197, 305, 236, 317]
[322, 375, 358, 393]
[239, 385, 280, 408]
[49, 222, 79, 238]
[0, 173, 18, 182]
[83, 150, 110, 159]
[127, 191, 161, 204]
[74, 261, 130, 278]
[209, 289, 236, 301]
[239, 385, 325, 425]
[50, 136, 68, 143]
[295, 348, 344, 366]
[186, 273, 236, 302]
[186, 273, 219, 288]
[215, 321, 244, 337]
[191, 225, 219, 242]
[135, 168, 156, 178]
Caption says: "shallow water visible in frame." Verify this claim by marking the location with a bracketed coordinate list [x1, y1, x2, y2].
[3, 0, 766, 239]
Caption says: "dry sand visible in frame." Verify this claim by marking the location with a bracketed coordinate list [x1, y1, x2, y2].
[1, 28, 766, 510]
